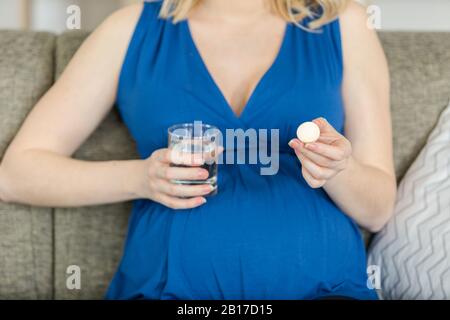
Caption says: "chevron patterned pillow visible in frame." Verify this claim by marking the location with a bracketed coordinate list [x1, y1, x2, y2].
[368, 101, 450, 300]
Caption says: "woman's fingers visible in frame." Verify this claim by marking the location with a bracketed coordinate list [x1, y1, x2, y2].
[290, 138, 343, 165]
[293, 145, 328, 188]
[153, 146, 223, 167]
[301, 144, 347, 171]
[157, 179, 214, 198]
[153, 148, 205, 166]
[154, 165, 209, 181]
[317, 134, 340, 144]
[296, 143, 341, 168]
[304, 142, 348, 161]
[312, 117, 339, 135]
[289, 118, 352, 188]
[294, 148, 335, 180]
[301, 166, 326, 189]
[147, 148, 212, 209]
[156, 193, 206, 210]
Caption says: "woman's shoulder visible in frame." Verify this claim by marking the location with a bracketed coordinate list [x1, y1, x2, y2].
[98, 1, 164, 42]
[338, 1, 370, 32]
[337, 1, 382, 55]
[107, 1, 163, 22]
[101, 3, 145, 35]
[63, 3, 149, 91]
[81, 3, 151, 68]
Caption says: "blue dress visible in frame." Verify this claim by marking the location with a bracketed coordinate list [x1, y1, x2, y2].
[105, 0, 377, 300]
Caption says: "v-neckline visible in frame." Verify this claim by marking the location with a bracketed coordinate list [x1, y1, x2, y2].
[183, 19, 291, 121]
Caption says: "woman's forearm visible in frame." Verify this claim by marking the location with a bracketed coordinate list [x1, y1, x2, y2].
[323, 156, 397, 233]
[0, 149, 145, 207]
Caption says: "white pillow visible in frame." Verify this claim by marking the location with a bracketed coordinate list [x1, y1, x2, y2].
[368, 101, 450, 300]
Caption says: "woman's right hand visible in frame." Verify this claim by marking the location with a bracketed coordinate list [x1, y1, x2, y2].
[137, 148, 214, 209]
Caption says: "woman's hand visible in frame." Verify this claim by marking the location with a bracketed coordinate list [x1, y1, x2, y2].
[288, 118, 353, 189]
[137, 148, 215, 209]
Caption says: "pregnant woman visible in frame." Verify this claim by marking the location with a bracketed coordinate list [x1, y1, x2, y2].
[0, 0, 396, 299]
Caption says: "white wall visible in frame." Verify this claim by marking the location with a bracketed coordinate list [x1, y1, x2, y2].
[0, 0, 22, 29]
[30, 0, 122, 33]
[369, 0, 450, 31]
[0, 0, 127, 32]
[0, 0, 449, 33]
[31, 0, 78, 33]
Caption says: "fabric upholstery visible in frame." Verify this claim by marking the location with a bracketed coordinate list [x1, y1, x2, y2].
[53, 31, 138, 299]
[360, 32, 450, 246]
[0, 31, 55, 299]
[378, 32, 450, 181]
[368, 101, 450, 299]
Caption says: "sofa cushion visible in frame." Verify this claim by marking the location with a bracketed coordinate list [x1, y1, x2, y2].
[379, 32, 450, 181]
[368, 101, 450, 299]
[53, 31, 138, 299]
[0, 31, 55, 299]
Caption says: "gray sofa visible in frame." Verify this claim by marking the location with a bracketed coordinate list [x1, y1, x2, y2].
[0, 30, 449, 300]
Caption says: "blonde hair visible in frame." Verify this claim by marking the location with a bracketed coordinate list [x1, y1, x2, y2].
[159, 0, 350, 30]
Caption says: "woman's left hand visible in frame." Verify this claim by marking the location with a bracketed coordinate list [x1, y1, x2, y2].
[288, 117, 353, 189]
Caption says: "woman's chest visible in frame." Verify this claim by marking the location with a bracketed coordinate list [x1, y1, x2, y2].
[117, 23, 345, 157]
[119, 77, 344, 158]
[186, 19, 289, 117]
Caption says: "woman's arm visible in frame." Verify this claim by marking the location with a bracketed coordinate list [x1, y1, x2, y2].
[289, 2, 396, 232]
[0, 5, 144, 207]
[0, 4, 211, 208]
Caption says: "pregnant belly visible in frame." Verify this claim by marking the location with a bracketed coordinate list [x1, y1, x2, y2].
[157, 166, 363, 299]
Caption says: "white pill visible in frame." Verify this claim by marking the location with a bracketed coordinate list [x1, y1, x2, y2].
[296, 122, 320, 143]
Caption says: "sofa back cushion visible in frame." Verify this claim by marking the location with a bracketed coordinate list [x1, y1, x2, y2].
[0, 31, 55, 299]
[379, 32, 450, 181]
[52, 31, 138, 299]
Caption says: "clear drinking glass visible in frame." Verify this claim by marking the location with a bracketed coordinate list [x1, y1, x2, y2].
[168, 123, 221, 196]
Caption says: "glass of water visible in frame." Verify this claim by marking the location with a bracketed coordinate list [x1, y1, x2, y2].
[168, 122, 221, 196]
